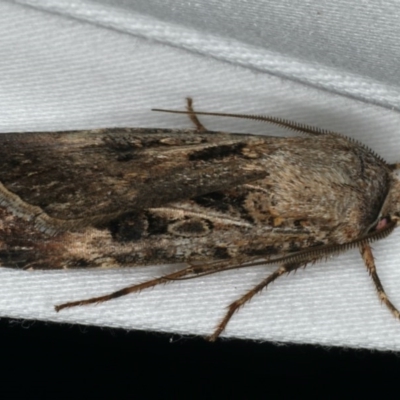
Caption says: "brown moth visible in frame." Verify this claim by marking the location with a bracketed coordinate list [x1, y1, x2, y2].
[0, 98, 399, 341]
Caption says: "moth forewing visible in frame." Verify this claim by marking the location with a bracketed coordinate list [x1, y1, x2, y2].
[0, 97, 399, 341]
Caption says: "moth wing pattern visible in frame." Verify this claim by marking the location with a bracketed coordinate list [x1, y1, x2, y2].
[0, 128, 271, 233]
[1, 97, 400, 341]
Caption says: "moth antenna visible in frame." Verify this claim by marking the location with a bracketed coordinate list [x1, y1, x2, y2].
[54, 266, 194, 311]
[154, 99, 389, 166]
[235, 220, 396, 269]
[152, 107, 337, 136]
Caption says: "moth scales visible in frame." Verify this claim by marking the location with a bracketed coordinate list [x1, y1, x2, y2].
[0, 98, 399, 341]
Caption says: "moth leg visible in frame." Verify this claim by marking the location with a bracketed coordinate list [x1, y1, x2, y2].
[55, 259, 252, 311]
[152, 106, 336, 136]
[55, 264, 199, 312]
[185, 97, 207, 132]
[359, 243, 400, 319]
[208, 262, 302, 342]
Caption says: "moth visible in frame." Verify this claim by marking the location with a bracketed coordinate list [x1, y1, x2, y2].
[0, 98, 399, 341]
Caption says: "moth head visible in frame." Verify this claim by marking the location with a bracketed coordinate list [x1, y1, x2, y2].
[382, 167, 400, 225]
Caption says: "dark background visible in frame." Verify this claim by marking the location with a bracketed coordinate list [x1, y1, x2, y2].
[1, 317, 399, 398]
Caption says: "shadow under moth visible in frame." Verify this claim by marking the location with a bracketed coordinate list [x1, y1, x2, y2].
[0, 98, 399, 341]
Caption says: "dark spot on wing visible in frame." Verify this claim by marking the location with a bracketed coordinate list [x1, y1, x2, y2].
[146, 212, 169, 235]
[293, 220, 302, 227]
[188, 143, 246, 161]
[309, 240, 325, 247]
[213, 247, 230, 259]
[244, 245, 280, 257]
[116, 153, 135, 162]
[107, 213, 147, 242]
[194, 191, 253, 222]
[67, 258, 91, 268]
[194, 192, 231, 213]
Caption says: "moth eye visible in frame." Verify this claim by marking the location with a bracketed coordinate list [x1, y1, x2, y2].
[375, 217, 390, 231]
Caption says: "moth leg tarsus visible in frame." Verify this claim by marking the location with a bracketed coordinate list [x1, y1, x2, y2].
[359, 243, 400, 319]
[207, 262, 303, 342]
[185, 97, 207, 132]
[54, 265, 196, 312]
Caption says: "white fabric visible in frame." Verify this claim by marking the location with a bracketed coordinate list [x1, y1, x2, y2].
[1, 0, 400, 350]
[13, 0, 400, 111]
